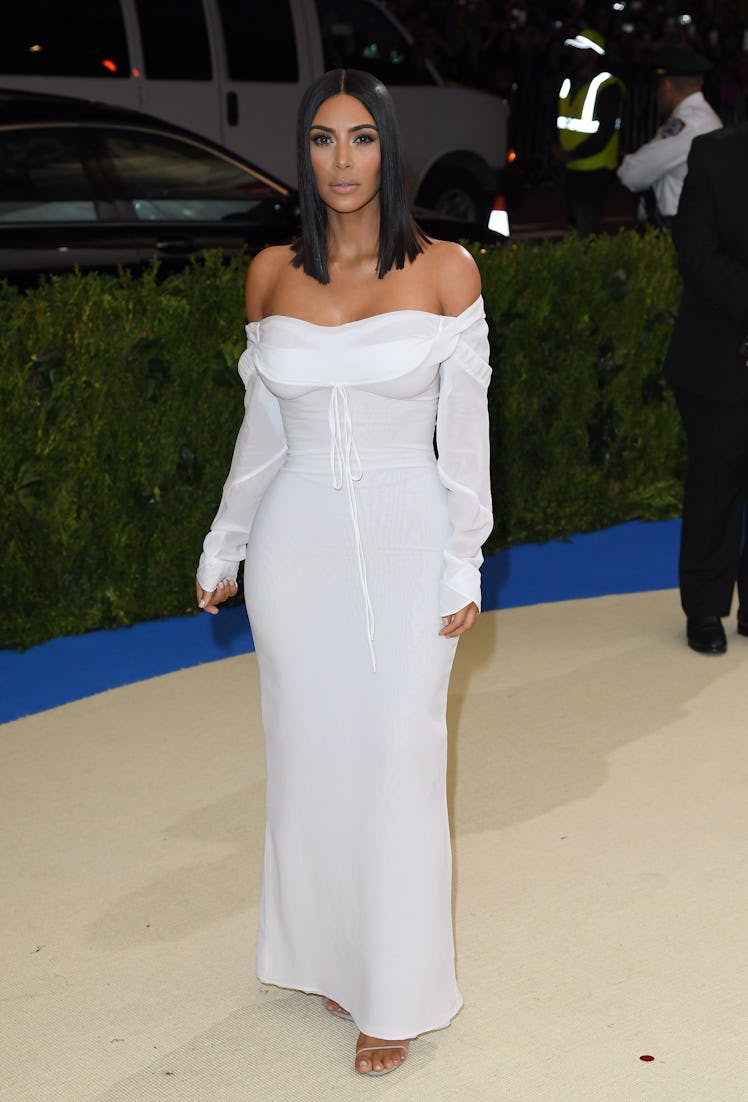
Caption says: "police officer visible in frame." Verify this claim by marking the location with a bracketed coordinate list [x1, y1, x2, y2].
[552, 29, 626, 236]
[617, 46, 721, 228]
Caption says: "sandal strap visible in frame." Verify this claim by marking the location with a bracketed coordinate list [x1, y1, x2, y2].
[356, 1044, 408, 1056]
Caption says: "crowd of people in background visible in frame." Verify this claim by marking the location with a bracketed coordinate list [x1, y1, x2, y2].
[382, 1, 748, 159]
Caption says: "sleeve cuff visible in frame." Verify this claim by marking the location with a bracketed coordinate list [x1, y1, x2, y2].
[196, 553, 239, 593]
[440, 566, 483, 617]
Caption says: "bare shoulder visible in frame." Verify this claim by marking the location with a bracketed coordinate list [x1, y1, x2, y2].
[420, 239, 482, 316]
[245, 245, 296, 321]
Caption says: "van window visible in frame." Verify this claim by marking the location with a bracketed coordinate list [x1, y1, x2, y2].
[0, 129, 97, 222]
[217, 0, 299, 82]
[134, 0, 212, 80]
[315, 0, 434, 86]
[0, 0, 129, 78]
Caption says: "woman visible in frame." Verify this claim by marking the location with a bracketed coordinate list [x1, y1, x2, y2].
[196, 68, 492, 1077]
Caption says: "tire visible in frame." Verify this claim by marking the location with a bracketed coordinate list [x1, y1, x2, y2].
[418, 171, 491, 225]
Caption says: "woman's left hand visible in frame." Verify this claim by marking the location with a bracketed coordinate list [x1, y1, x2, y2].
[439, 602, 479, 637]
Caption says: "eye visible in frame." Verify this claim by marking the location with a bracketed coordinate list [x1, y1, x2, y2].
[311, 133, 332, 145]
[353, 133, 375, 144]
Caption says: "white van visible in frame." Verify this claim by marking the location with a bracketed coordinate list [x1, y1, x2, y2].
[0, 0, 507, 223]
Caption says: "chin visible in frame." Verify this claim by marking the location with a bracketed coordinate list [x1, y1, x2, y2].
[325, 190, 379, 214]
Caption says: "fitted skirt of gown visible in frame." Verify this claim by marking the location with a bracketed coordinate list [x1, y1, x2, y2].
[244, 454, 462, 1040]
[198, 303, 493, 1041]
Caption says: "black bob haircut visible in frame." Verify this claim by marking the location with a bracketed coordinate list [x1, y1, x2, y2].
[292, 68, 428, 284]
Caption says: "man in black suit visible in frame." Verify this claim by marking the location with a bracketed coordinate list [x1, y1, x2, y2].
[663, 123, 748, 654]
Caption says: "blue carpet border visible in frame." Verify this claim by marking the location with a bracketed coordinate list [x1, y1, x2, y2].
[0, 519, 680, 725]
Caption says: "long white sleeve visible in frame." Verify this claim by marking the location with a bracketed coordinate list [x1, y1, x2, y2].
[196, 329, 287, 592]
[435, 307, 493, 615]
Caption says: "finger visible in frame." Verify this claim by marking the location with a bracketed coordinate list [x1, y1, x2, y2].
[441, 619, 467, 637]
[196, 576, 237, 614]
[452, 609, 478, 636]
[439, 611, 465, 636]
[217, 579, 238, 600]
[198, 590, 218, 614]
[439, 605, 478, 637]
[446, 611, 477, 636]
[196, 581, 218, 614]
[210, 578, 238, 609]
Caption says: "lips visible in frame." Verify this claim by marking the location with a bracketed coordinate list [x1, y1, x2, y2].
[330, 181, 358, 192]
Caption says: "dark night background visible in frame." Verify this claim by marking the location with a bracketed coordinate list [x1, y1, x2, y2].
[384, 1, 748, 169]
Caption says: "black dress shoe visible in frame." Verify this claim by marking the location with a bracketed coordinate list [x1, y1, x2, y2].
[686, 616, 727, 655]
[738, 617, 748, 638]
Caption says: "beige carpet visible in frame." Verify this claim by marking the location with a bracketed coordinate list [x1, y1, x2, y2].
[3, 589, 747, 1102]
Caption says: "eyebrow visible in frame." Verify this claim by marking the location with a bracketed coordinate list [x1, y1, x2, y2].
[310, 123, 379, 133]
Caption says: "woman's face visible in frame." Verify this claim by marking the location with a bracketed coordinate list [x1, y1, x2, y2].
[309, 94, 381, 214]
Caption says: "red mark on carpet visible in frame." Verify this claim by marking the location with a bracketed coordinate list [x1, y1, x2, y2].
[640, 1055, 655, 1062]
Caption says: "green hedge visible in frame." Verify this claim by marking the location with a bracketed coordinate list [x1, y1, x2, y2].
[478, 229, 683, 546]
[0, 232, 683, 650]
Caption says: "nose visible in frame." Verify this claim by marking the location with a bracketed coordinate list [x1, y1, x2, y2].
[335, 146, 352, 169]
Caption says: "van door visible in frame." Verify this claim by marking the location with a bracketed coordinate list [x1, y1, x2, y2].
[131, 0, 222, 146]
[0, 0, 139, 107]
[206, 0, 313, 187]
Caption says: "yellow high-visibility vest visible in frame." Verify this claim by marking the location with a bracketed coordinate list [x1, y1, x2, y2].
[557, 72, 624, 171]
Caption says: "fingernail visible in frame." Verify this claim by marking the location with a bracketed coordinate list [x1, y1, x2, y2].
[198, 599, 206, 608]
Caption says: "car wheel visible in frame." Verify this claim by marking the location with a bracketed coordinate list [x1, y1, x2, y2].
[418, 172, 490, 225]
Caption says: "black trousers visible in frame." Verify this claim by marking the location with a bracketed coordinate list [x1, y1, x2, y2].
[674, 384, 748, 618]
[564, 168, 613, 237]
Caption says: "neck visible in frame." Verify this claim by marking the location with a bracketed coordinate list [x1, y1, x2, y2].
[671, 88, 699, 111]
[326, 200, 382, 270]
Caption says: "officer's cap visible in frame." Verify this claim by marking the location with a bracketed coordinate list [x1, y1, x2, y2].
[564, 29, 606, 56]
[655, 46, 713, 77]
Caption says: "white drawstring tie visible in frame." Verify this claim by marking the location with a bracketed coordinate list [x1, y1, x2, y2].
[328, 385, 376, 671]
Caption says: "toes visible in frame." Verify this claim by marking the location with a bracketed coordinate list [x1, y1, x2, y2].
[355, 1038, 408, 1075]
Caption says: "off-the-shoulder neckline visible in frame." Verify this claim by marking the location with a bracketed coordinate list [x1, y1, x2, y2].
[246, 295, 483, 330]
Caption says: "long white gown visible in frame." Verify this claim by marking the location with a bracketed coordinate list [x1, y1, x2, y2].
[197, 295, 493, 1040]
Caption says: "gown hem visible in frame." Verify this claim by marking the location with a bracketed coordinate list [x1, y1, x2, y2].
[256, 973, 464, 1040]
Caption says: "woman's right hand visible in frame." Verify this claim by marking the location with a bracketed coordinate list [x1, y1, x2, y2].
[196, 576, 238, 615]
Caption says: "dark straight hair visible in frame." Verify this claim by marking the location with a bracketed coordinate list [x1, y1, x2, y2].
[292, 68, 428, 284]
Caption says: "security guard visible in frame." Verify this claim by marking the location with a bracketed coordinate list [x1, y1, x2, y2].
[553, 29, 626, 236]
[617, 46, 721, 228]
